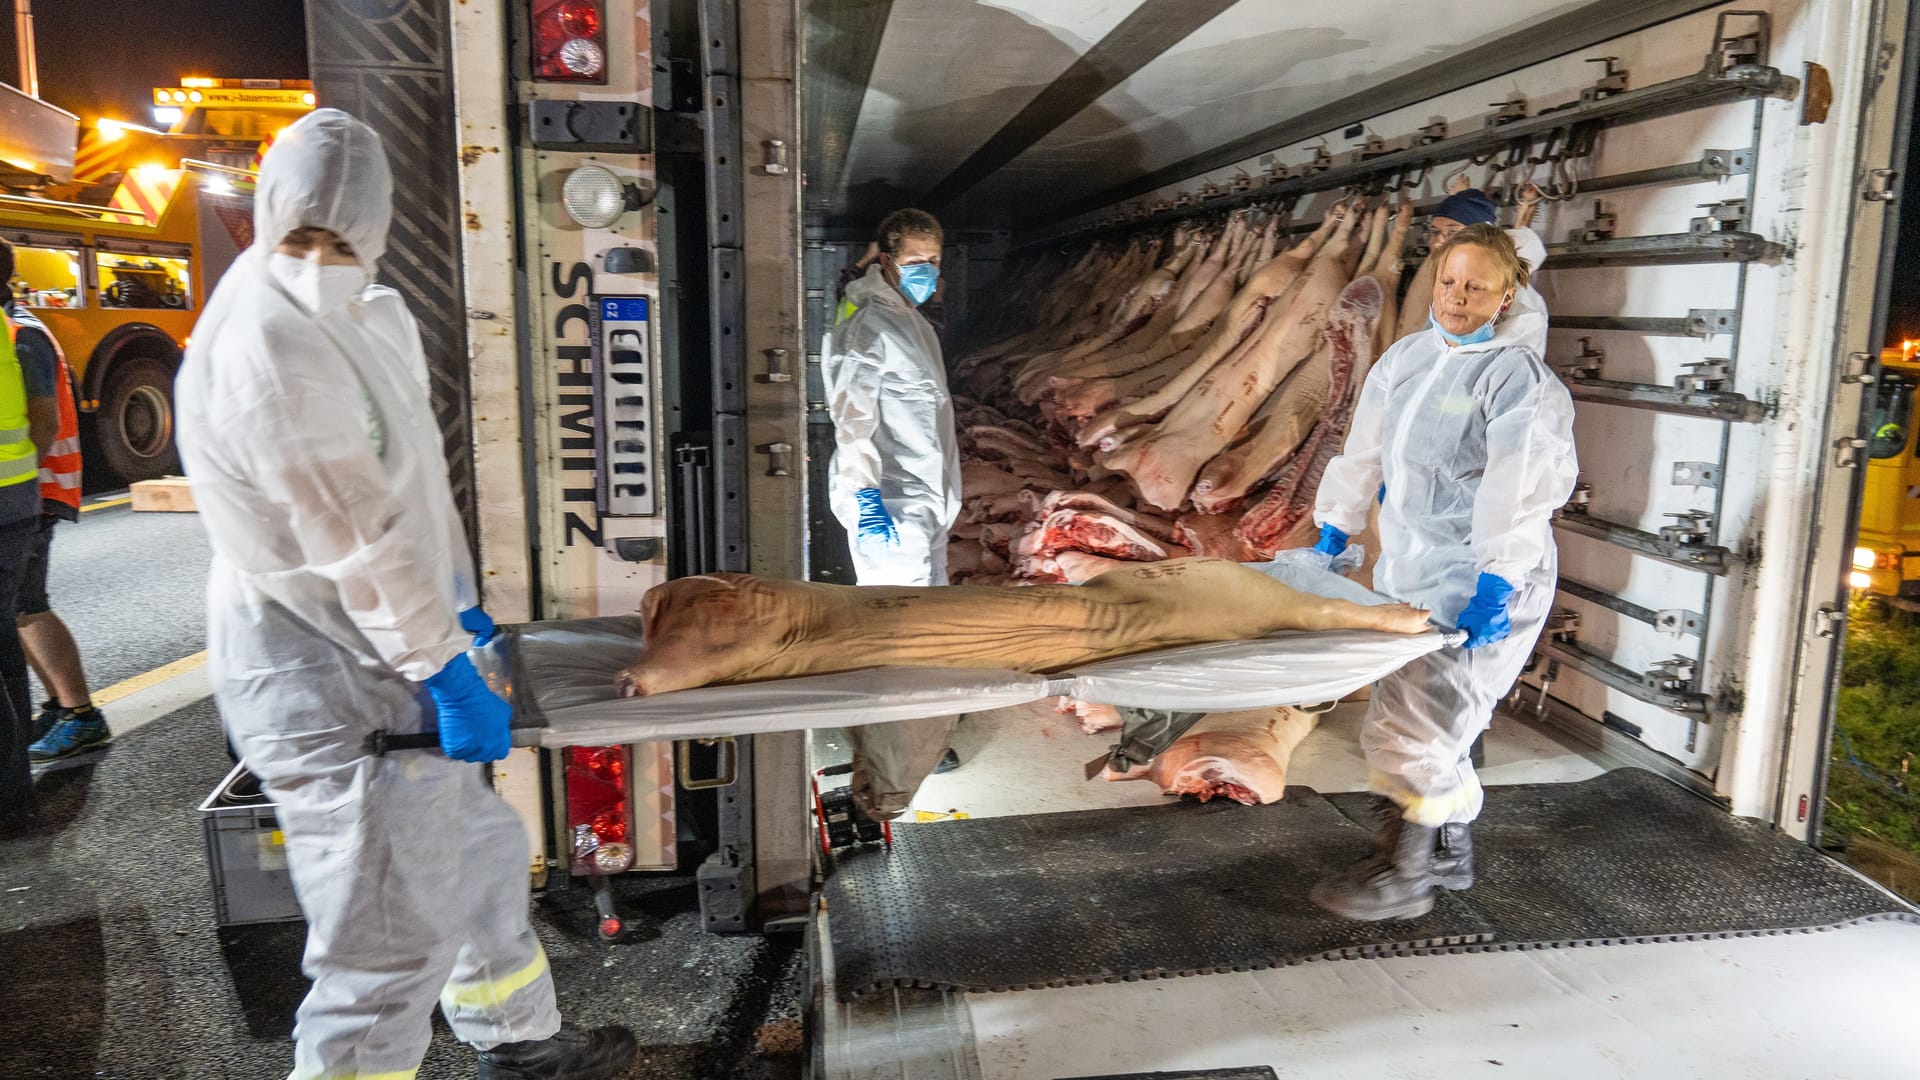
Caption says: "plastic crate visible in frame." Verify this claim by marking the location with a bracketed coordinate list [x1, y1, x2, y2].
[198, 764, 304, 926]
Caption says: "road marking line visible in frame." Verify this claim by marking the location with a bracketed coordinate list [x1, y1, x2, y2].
[81, 496, 132, 513]
[96, 650, 208, 705]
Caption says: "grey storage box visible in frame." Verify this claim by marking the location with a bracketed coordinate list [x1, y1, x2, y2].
[199, 763, 304, 926]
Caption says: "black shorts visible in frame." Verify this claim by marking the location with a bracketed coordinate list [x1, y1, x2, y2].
[16, 515, 55, 617]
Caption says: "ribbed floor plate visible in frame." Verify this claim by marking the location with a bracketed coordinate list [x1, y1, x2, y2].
[825, 769, 1916, 999]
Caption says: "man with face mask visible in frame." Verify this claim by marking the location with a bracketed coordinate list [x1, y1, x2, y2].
[823, 207, 959, 587]
[822, 208, 967, 794]
[175, 109, 635, 1080]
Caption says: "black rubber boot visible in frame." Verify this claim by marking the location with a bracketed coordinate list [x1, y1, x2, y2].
[476, 1023, 638, 1080]
[933, 747, 962, 774]
[1431, 822, 1474, 890]
[1309, 813, 1441, 921]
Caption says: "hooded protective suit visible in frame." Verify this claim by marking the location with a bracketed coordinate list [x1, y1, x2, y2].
[175, 109, 560, 1077]
[823, 264, 962, 586]
[1314, 293, 1576, 826]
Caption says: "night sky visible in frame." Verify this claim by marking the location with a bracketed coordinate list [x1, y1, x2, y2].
[0, 1, 1916, 345]
[0, 0, 307, 123]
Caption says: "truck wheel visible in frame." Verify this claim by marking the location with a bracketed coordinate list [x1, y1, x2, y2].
[96, 356, 180, 484]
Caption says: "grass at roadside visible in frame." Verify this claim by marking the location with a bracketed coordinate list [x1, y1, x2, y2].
[1826, 599, 1920, 875]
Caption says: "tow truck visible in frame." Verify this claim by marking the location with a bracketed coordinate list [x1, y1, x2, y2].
[0, 78, 311, 482]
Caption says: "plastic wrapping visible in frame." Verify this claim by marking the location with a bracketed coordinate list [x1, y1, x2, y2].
[473, 616, 1049, 747]
[485, 562, 1452, 746]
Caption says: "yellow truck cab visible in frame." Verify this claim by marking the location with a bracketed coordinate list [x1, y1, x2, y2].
[0, 79, 309, 483]
[1854, 343, 1920, 604]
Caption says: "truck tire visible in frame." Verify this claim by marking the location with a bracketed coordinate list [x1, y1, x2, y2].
[95, 356, 180, 484]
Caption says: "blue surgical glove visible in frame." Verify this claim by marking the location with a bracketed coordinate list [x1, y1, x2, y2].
[1313, 523, 1349, 557]
[458, 606, 496, 646]
[1377, 483, 1386, 505]
[855, 487, 898, 545]
[425, 652, 512, 762]
[1456, 572, 1516, 649]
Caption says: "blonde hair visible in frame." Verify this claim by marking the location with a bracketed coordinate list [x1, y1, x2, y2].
[1433, 222, 1529, 293]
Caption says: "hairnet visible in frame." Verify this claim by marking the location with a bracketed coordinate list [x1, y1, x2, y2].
[1432, 188, 1498, 227]
[254, 108, 393, 271]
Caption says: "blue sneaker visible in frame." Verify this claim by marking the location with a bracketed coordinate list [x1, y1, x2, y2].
[28, 707, 110, 762]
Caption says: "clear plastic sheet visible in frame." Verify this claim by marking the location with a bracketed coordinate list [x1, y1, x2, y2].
[485, 563, 1453, 747]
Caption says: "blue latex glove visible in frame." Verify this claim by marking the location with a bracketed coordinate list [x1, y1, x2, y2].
[854, 487, 898, 545]
[425, 653, 512, 762]
[1456, 572, 1516, 649]
[1377, 483, 1386, 505]
[458, 606, 496, 646]
[1313, 523, 1349, 557]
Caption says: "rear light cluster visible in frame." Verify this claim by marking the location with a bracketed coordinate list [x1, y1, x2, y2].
[532, 0, 609, 83]
[566, 745, 636, 875]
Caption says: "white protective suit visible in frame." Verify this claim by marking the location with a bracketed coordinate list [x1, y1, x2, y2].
[1506, 226, 1549, 341]
[175, 110, 561, 1077]
[1315, 288, 1577, 827]
[823, 264, 963, 586]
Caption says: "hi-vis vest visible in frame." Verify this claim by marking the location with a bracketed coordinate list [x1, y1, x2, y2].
[6, 307, 80, 516]
[0, 327, 35, 493]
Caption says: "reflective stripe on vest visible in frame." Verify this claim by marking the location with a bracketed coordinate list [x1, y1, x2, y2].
[6, 307, 81, 512]
[0, 328, 34, 489]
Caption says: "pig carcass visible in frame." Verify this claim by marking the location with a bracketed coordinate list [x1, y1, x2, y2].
[1102, 706, 1317, 805]
[617, 557, 1431, 697]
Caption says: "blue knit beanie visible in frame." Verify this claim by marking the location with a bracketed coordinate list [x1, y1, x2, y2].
[1432, 188, 1498, 226]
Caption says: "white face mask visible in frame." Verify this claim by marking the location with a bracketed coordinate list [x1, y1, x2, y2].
[269, 252, 366, 316]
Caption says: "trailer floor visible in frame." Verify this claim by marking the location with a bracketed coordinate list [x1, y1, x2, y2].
[1, 701, 806, 1080]
[967, 919, 1920, 1079]
[814, 702, 1919, 1079]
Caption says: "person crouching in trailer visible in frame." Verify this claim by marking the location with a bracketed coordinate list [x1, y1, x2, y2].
[1303, 223, 1577, 921]
[174, 109, 636, 1080]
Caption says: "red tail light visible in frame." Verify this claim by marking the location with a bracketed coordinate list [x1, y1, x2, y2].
[565, 745, 636, 875]
[532, 0, 609, 83]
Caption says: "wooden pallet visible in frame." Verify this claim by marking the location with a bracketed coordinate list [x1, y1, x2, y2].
[130, 476, 196, 513]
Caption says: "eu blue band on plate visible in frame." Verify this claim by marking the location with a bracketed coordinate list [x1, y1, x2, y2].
[601, 297, 649, 322]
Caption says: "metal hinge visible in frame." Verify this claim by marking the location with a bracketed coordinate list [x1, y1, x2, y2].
[756, 441, 794, 477]
[1834, 436, 1868, 469]
[1864, 168, 1899, 203]
[1814, 605, 1846, 638]
[761, 138, 791, 175]
[1841, 351, 1879, 385]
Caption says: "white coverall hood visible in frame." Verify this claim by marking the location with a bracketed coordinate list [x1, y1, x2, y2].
[822, 264, 963, 585]
[174, 109, 560, 1073]
[255, 108, 393, 277]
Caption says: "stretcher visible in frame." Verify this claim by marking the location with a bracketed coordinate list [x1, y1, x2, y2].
[374, 559, 1463, 756]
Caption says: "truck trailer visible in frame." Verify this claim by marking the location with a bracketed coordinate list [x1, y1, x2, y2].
[297, 0, 1920, 1075]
